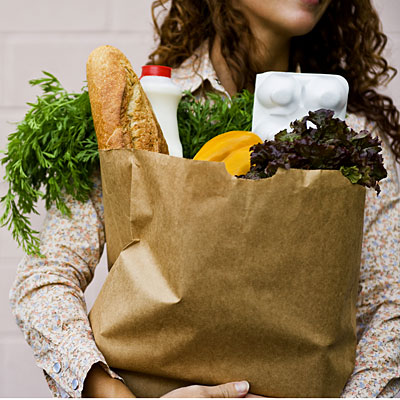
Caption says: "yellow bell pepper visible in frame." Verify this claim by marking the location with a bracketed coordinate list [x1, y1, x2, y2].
[194, 131, 262, 176]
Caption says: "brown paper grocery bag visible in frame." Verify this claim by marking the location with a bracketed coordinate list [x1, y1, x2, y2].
[89, 148, 366, 398]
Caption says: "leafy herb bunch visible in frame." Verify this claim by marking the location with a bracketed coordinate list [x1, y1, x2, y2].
[1, 72, 99, 255]
[178, 90, 254, 159]
[242, 109, 387, 194]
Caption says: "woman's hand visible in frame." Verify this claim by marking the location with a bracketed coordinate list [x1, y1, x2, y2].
[161, 381, 251, 398]
[82, 362, 135, 398]
[83, 366, 267, 399]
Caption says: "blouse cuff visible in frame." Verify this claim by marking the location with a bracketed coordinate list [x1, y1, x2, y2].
[37, 328, 122, 397]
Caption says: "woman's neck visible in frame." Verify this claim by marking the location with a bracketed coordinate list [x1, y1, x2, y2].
[210, 36, 238, 96]
[210, 32, 290, 96]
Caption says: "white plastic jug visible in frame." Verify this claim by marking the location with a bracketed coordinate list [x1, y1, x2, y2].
[140, 65, 183, 157]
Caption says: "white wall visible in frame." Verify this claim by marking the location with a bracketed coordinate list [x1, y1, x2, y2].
[0, 0, 399, 397]
[373, 0, 400, 107]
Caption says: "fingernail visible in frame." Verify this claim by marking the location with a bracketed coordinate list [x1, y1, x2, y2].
[235, 381, 250, 394]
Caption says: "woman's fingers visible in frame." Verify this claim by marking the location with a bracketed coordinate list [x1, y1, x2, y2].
[161, 381, 250, 398]
[208, 381, 250, 398]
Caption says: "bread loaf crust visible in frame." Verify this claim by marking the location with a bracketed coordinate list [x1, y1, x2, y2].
[87, 45, 169, 153]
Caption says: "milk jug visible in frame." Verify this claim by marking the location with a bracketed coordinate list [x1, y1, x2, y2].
[140, 65, 183, 157]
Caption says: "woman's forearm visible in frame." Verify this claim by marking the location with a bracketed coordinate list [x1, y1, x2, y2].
[83, 363, 135, 398]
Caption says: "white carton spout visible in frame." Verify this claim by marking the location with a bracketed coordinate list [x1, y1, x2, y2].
[252, 72, 349, 141]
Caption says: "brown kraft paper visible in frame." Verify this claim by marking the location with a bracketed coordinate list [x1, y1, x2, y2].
[89, 148, 366, 398]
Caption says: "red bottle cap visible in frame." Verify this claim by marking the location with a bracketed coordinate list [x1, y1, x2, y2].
[140, 65, 172, 79]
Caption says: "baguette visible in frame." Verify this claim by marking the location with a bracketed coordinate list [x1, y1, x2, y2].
[86, 45, 169, 153]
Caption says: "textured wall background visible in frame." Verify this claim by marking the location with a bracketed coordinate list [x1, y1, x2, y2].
[0, 0, 399, 397]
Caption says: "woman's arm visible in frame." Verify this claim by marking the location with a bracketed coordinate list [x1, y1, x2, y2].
[341, 120, 400, 397]
[82, 363, 135, 397]
[9, 171, 126, 397]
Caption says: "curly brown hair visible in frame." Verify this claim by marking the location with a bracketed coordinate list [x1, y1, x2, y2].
[148, 0, 400, 161]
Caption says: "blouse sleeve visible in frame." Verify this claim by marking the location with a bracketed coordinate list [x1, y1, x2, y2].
[9, 170, 121, 398]
[341, 117, 400, 397]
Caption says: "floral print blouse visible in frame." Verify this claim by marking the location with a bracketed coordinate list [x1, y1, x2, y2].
[9, 42, 400, 397]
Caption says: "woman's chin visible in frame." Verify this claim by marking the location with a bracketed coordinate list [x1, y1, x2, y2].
[284, 14, 322, 37]
[281, 2, 330, 37]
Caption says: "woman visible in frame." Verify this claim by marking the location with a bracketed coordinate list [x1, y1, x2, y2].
[10, 0, 400, 397]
